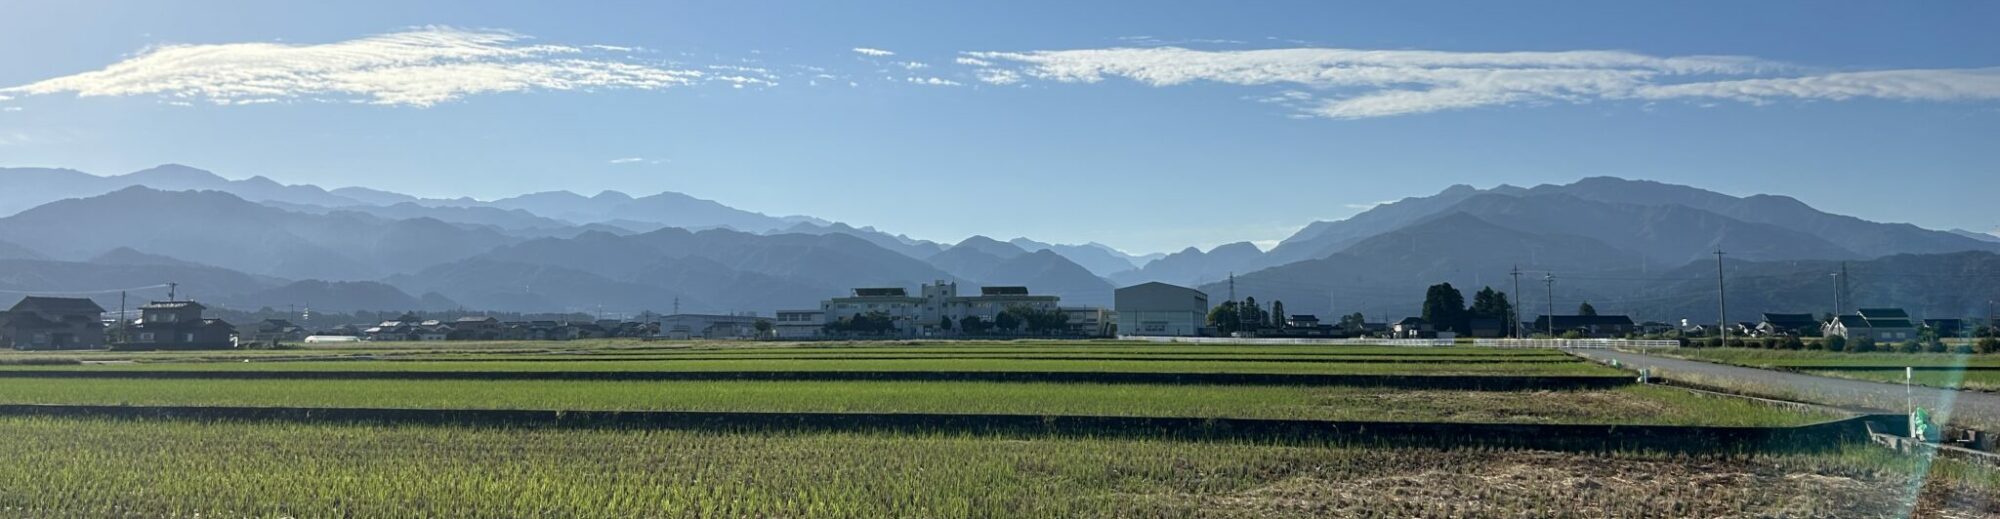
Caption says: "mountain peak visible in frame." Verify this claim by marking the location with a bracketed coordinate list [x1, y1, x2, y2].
[1437, 184, 1479, 196]
[125, 163, 227, 184]
[1210, 241, 1263, 254]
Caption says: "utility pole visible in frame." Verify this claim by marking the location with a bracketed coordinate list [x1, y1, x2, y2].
[1839, 262, 1850, 314]
[1830, 271, 1842, 317]
[1715, 248, 1728, 343]
[672, 297, 680, 315]
[118, 290, 127, 342]
[1543, 273, 1555, 337]
[1511, 265, 1523, 339]
[1227, 273, 1236, 306]
[166, 282, 179, 302]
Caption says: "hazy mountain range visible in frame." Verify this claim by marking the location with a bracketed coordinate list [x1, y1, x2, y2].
[0, 164, 1995, 324]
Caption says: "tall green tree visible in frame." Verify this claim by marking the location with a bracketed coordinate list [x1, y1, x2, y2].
[1468, 287, 1516, 336]
[1578, 301, 1598, 316]
[1421, 283, 1468, 335]
[1338, 312, 1367, 331]
[1207, 301, 1242, 335]
[1270, 300, 1287, 327]
[1242, 297, 1261, 329]
[993, 311, 1021, 334]
[959, 316, 989, 335]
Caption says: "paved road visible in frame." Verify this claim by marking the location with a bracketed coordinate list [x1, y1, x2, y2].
[1569, 349, 2000, 429]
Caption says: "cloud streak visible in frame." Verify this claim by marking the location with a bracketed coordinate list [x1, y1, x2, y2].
[963, 46, 2000, 118]
[0, 27, 718, 107]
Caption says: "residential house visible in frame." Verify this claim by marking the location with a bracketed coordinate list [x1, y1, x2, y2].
[1392, 317, 1433, 339]
[363, 320, 413, 341]
[1757, 313, 1823, 337]
[413, 320, 453, 341]
[1923, 319, 1966, 338]
[658, 314, 763, 339]
[1531, 315, 1636, 338]
[0, 296, 107, 350]
[449, 316, 502, 340]
[1466, 318, 1506, 338]
[1638, 321, 1677, 336]
[1825, 308, 1917, 342]
[123, 301, 236, 350]
[244, 319, 306, 347]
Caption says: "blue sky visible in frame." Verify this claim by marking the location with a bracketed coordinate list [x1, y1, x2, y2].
[2, 1, 1998, 254]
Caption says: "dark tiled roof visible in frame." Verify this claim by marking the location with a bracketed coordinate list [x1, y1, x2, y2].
[1535, 315, 1636, 328]
[1857, 308, 1910, 319]
[1866, 319, 1915, 329]
[852, 288, 908, 297]
[1760, 313, 1820, 328]
[9, 296, 106, 315]
[980, 286, 1030, 296]
[1395, 317, 1428, 326]
[0, 311, 56, 329]
[1831, 314, 1869, 327]
[141, 300, 205, 311]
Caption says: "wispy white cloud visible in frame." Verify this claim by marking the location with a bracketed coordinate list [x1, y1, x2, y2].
[851, 47, 896, 57]
[608, 157, 665, 165]
[0, 27, 719, 107]
[974, 69, 1021, 85]
[898, 61, 929, 70]
[962, 46, 2000, 118]
[906, 76, 962, 87]
[1344, 200, 1395, 210]
[954, 57, 993, 67]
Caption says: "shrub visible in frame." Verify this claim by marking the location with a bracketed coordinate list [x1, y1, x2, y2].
[1817, 335, 1843, 352]
[1895, 340, 1921, 354]
[1951, 344, 1975, 355]
[1924, 340, 1948, 354]
[1725, 338, 1745, 348]
[1975, 337, 2000, 354]
[1780, 336, 1806, 351]
[1848, 336, 1877, 353]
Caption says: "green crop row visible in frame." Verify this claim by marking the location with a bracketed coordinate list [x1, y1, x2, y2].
[0, 416, 1988, 518]
[0, 357, 1623, 375]
[0, 379, 1836, 427]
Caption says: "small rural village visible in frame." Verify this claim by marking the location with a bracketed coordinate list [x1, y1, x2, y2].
[4, 2, 2000, 516]
[5, 277, 1998, 350]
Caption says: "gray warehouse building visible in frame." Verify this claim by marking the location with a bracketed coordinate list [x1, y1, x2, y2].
[1115, 282, 1209, 337]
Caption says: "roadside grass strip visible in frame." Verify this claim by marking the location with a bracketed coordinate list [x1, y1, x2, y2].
[1664, 348, 2000, 391]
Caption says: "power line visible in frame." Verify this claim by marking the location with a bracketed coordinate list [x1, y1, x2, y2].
[1716, 248, 1728, 342]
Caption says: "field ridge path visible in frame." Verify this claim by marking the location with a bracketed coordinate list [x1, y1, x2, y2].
[1571, 349, 2000, 430]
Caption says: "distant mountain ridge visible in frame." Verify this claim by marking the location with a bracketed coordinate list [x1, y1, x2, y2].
[1, 163, 1993, 321]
